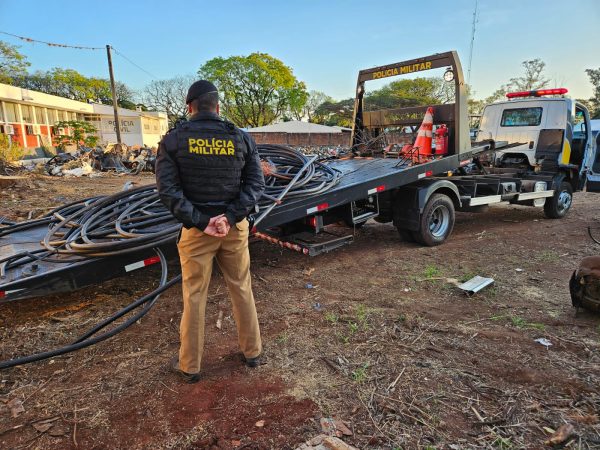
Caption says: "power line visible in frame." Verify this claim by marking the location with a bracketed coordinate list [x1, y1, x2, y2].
[2, 31, 159, 82]
[0, 30, 103, 50]
[111, 47, 158, 80]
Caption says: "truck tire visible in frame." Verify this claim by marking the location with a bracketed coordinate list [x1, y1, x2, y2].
[544, 182, 573, 219]
[413, 193, 455, 246]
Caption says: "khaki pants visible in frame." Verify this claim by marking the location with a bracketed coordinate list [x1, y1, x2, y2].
[177, 219, 261, 374]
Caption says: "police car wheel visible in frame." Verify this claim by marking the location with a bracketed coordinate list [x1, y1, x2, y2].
[544, 182, 573, 219]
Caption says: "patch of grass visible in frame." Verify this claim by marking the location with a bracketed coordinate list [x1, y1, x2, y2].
[337, 332, 350, 344]
[348, 321, 359, 335]
[324, 312, 338, 324]
[351, 363, 369, 382]
[423, 265, 441, 279]
[276, 332, 289, 344]
[509, 316, 545, 330]
[493, 436, 514, 449]
[459, 271, 477, 283]
[510, 316, 527, 328]
[537, 250, 560, 262]
[355, 304, 370, 330]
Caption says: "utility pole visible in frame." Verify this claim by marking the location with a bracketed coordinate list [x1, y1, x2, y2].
[106, 44, 122, 144]
[467, 0, 478, 86]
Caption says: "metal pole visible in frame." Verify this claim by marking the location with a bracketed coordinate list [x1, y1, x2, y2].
[106, 45, 122, 144]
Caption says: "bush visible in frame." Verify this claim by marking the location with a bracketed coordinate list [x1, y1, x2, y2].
[0, 134, 25, 162]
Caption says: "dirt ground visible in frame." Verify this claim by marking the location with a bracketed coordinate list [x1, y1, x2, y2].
[1, 173, 599, 449]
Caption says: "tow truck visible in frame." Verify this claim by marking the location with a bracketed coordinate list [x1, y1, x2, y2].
[253, 51, 598, 252]
[1, 51, 598, 301]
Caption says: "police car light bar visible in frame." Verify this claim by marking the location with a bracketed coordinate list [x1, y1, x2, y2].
[506, 88, 568, 99]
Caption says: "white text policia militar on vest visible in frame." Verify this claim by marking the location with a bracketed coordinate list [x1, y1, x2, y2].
[188, 138, 236, 156]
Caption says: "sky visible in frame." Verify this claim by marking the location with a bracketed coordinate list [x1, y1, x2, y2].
[0, 0, 598, 102]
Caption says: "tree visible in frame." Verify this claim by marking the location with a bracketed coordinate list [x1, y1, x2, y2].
[0, 40, 30, 84]
[585, 67, 600, 119]
[289, 90, 332, 122]
[54, 120, 98, 149]
[314, 98, 355, 127]
[364, 77, 451, 111]
[507, 59, 549, 91]
[142, 75, 195, 127]
[198, 53, 308, 128]
[17, 68, 136, 107]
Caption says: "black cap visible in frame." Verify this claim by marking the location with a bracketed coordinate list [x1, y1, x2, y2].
[186, 80, 218, 104]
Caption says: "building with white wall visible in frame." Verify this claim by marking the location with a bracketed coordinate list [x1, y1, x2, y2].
[0, 83, 168, 152]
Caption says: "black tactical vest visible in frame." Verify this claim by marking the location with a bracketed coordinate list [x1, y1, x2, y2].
[169, 118, 247, 205]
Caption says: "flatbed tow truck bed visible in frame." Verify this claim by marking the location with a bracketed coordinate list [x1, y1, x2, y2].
[256, 142, 495, 230]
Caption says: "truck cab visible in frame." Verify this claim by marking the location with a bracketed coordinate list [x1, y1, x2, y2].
[477, 89, 598, 192]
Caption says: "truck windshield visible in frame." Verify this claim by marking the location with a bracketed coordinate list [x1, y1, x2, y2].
[500, 107, 542, 127]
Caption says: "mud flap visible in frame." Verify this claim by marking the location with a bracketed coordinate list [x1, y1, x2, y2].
[587, 174, 600, 193]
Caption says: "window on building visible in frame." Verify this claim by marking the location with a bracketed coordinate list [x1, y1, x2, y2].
[5, 103, 19, 122]
[21, 105, 33, 123]
[0, 103, 4, 122]
[35, 107, 46, 124]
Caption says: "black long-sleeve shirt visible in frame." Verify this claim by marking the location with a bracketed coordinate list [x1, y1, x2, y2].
[155, 113, 265, 230]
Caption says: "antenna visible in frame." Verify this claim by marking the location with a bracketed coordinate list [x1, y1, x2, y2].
[467, 0, 479, 86]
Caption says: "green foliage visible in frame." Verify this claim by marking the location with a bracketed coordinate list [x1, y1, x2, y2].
[507, 59, 549, 91]
[348, 321, 359, 335]
[510, 316, 527, 328]
[351, 363, 369, 382]
[16, 67, 135, 107]
[198, 52, 308, 128]
[276, 332, 289, 344]
[0, 40, 30, 84]
[324, 312, 339, 324]
[0, 134, 24, 162]
[54, 120, 98, 149]
[314, 98, 355, 127]
[585, 67, 600, 119]
[423, 265, 441, 279]
[365, 77, 453, 111]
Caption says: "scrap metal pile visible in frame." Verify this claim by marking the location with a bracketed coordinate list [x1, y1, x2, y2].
[44, 143, 156, 177]
[0, 144, 341, 369]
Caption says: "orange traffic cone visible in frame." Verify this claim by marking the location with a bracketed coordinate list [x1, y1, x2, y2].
[412, 107, 434, 160]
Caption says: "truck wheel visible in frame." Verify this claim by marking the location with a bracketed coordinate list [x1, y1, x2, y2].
[413, 194, 455, 246]
[544, 182, 573, 219]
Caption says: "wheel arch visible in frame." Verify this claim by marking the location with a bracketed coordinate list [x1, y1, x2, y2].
[415, 179, 462, 211]
[392, 179, 461, 232]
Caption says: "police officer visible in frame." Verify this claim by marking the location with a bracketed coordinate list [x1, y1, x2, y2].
[156, 80, 265, 383]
